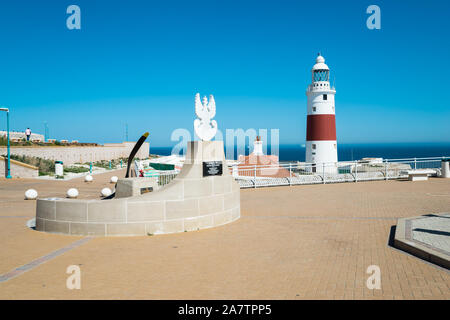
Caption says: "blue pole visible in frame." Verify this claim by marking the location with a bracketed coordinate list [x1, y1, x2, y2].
[44, 122, 48, 142]
[6, 111, 11, 179]
[90, 162, 92, 173]
[109, 160, 111, 170]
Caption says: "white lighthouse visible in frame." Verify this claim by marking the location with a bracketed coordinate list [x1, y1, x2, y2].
[252, 136, 264, 156]
[305, 53, 338, 172]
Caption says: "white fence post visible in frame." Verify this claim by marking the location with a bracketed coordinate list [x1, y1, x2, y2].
[384, 159, 388, 180]
[414, 157, 417, 170]
[254, 165, 257, 189]
[289, 163, 292, 186]
[355, 161, 358, 182]
[323, 163, 326, 184]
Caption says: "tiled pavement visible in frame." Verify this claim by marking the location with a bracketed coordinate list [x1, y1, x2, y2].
[0, 172, 449, 299]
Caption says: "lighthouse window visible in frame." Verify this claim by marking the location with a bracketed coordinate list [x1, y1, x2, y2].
[312, 144, 316, 150]
[323, 94, 327, 100]
[313, 107, 316, 112]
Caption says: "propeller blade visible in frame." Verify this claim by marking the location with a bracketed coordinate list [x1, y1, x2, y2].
[126, 132, 149, 178]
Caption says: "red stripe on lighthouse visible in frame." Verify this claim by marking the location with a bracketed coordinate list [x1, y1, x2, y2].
[306, 114, 336, 141]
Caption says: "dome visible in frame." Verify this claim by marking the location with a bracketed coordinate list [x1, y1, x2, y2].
[312, 53, 329, 71]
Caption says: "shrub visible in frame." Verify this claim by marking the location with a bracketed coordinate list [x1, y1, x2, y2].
[64, 166, 89, 173]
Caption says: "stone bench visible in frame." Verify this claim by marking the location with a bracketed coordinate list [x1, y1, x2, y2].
[401, 169, 436, 181]
[115, 177, 159, 198]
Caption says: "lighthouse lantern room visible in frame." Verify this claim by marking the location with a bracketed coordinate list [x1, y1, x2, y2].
[305, 53, 338, 172]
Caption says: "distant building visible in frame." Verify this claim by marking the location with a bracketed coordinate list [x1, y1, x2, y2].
[146, 155, 184, 171]
[361, 157, 383, 164]
[236, 136, 290, 178]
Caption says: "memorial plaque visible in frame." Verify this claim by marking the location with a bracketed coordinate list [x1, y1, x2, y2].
[140, 187, 153, 195]
[203, 161, 223, 177]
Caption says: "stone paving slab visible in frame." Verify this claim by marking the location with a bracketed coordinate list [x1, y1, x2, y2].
[395, 214, 450, 269]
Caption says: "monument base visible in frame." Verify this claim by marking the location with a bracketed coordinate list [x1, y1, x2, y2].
[35, 141, 240, 236]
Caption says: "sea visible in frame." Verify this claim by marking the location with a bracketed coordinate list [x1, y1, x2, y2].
[150, 142, 450, 162]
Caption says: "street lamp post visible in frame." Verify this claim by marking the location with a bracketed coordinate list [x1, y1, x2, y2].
[44, 121, 49, 142]
[0, 107, 12, 179]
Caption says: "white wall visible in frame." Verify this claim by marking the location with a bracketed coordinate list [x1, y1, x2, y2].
[307, 90, 336, 115]
[306, 140, 338, 164]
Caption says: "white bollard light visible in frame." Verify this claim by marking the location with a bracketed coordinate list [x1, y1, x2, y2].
[25, 189, 38, 200]
[101, 188, 112, 197]
[110, 176, 118, 183]
[66, 188, 79, 198]
[84, 175, 93, 182]
[55, 161, 64, 176]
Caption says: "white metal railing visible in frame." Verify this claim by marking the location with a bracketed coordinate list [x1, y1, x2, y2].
[232, 156, 448, 189]
[157, 170, 179, 186]
[137, 156, 448, 189]
[134, 160, 140, 177]
[307, 84, 336, 92]
[134, 160, 179, 186]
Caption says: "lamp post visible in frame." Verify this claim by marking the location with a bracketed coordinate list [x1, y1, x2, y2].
[0, 107, 12, 179]
[44, 121, 49, 142]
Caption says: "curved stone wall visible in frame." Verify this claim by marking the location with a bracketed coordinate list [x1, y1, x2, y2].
[35, 141, 240, 236]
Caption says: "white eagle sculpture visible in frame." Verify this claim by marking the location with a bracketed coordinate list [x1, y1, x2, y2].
[194, 93, 217, 141]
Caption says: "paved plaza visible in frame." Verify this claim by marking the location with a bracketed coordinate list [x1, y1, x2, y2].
[0, 170, 449, 299]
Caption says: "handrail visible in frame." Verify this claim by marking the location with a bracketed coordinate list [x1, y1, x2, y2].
[135, 155, 446, 189]
[134, 160, 140, 177]
[231, 156, 450, 169]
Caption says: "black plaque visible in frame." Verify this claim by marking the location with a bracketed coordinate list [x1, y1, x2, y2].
[203, 161, 223, 177]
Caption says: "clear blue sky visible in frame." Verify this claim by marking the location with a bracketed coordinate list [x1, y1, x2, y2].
[0, 0, 449, 146]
